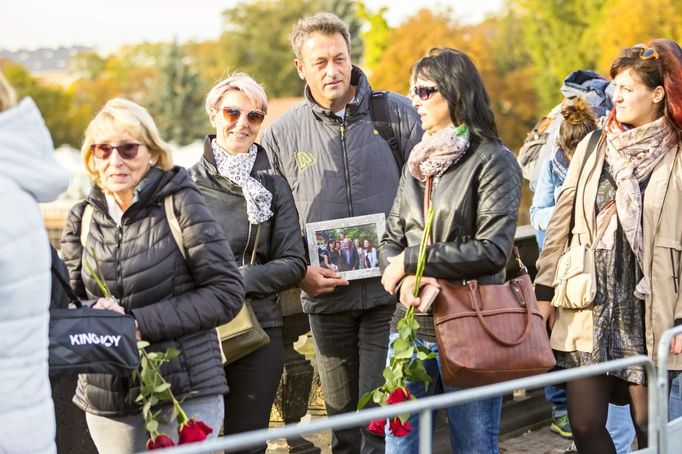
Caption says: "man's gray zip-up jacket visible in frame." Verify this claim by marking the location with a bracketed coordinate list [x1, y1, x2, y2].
[261, 66, 423, 314]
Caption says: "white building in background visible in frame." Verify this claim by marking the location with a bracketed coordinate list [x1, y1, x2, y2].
[0, 46, 92, 86]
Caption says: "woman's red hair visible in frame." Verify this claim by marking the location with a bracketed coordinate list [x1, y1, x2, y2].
[606, 38, 682, 138]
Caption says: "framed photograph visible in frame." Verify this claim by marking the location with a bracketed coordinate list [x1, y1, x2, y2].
[305, 213, 386, 281]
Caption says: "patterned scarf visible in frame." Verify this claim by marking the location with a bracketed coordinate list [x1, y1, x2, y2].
[603, 117, 676, 297]
[211, 139, 273, 224]
[407, 124, 470, 182]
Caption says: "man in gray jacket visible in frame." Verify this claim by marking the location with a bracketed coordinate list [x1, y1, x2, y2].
[261, 12, 422, 454]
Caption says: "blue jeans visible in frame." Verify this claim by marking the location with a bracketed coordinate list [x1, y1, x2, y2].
[545, 385, 567, 416]
[384, 334, 502, 454]
[670, 374, 682, 420]
[606, 404, 635, 454]
[309, 304, 394, 454]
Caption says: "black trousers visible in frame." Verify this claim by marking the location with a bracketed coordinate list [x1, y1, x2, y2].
[223, 326, 284, 454]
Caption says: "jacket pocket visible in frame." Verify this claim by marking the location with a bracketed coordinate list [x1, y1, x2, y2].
[654, 237, 682, 294]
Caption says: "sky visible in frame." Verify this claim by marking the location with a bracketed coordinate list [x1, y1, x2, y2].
[0, 0, 502, 52]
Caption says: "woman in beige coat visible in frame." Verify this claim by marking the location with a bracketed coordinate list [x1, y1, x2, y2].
[535, 38, 682, 453]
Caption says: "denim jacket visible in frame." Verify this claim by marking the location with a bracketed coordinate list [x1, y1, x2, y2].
[530, 149, 569, 237]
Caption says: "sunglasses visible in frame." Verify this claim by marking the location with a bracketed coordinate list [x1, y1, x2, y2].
[634, 44, 664, 82]
[221, 106, 266, 125]
[413, 85, 439, 101]
[90, 142, 142, 160]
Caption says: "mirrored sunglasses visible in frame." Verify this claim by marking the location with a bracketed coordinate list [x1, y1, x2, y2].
[413, 85, 439, 101]
[90, 142, 142, 160]
[633, 44, 663, 82]
[222, 106, 266, 125]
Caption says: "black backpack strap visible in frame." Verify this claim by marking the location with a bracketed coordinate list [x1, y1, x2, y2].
[369, 90, 404, 170]
[568, 129, 602, 235]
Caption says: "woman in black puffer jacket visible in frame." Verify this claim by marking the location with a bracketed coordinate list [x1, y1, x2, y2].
[60, 98, 244, 453]
[189, 72, 306, 454]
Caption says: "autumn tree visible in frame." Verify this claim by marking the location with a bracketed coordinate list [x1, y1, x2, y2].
[218, 0, 363, 97]
[596, 0, 682, 72]
[151, 41, 206, 145]
[357, 3, 390, 75]
[1, 62, 89, 147]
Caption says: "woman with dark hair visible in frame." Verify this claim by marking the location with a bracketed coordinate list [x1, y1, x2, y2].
[380, 48, 521, 453]
[363, 238, 378, 268]
[535, 38, 682, 453]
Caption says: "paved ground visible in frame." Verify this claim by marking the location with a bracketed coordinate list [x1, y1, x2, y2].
[267, 419, 576, 453]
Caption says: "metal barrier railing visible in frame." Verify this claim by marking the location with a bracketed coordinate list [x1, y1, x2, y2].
[656, 325, 682, 454]
[134, 355, 657, 454]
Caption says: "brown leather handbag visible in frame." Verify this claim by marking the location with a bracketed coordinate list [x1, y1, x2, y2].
[422, 177, 555, 388]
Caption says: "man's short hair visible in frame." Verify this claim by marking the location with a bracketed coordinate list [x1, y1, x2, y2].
[289, 12, 351, 60]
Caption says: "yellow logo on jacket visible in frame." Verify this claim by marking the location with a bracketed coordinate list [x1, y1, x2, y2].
[294, 151, 315, 172]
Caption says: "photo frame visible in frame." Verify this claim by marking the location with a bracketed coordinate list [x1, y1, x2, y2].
[305, 213, 386, 281]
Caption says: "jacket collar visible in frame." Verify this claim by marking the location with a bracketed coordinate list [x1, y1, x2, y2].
[200, 135, 271, 177]
[303, 66, 372, 124]
[88, 166, 191, 218]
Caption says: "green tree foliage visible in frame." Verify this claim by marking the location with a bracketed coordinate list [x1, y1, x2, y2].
[357, 3, 390, 74]
[150, 42, 206, 145]
[1, 62, 89, 147]
[513, 0, 608, 111]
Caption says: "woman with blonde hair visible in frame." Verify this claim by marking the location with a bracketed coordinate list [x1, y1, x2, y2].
[189, 72, 306, 453]
[536, 39, 682, 452]
[60, 97, 245, 453]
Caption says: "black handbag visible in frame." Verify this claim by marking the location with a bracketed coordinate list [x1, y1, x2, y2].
[48, 262, 140, 375]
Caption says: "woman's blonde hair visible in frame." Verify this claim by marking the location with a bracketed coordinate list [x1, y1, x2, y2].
[205, 72, 268, 118]
[0, 71, 17, 113]
[82, 98, 173, 187]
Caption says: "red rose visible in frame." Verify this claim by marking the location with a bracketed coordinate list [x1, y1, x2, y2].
[389, 417, 412, 437]
[386, 387, 411, 405]
[367, 418, 387, 436]
[178, 419, 213, 444]
[146, 433, 175, 449]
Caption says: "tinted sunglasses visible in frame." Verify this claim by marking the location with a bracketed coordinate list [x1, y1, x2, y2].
[90, 142, 142, 160]
[222, 106, 266, 125]
[413, 85, 439, 101]
[633, 44, 663, 82]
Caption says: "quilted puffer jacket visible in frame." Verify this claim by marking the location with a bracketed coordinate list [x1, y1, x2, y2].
[189, 138, 307, 327]
[379, 139, 522, 336]
[60, 167, 244, 416]
[0, 97, 69, 454]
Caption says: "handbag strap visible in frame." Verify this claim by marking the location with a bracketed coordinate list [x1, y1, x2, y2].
[569, 129, 602, 241]
[467, 279, 533, 346]
[51, 262, 82, 308]
[423, 177, 433, 245]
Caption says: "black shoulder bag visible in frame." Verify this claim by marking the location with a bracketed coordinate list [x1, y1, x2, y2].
[48, 211, 140, 376]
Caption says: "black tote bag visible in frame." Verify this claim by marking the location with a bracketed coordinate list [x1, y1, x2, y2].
[48, 260, 140, 376]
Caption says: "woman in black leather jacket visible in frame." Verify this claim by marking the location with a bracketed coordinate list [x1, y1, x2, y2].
[189, 72, 307, 453]
[379, 48, 522, 454]
[60, 98, 245, 453]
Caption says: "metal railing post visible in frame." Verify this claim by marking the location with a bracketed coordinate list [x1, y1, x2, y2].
[656, 325, 682, 454]
[418, 409, 432, 454]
